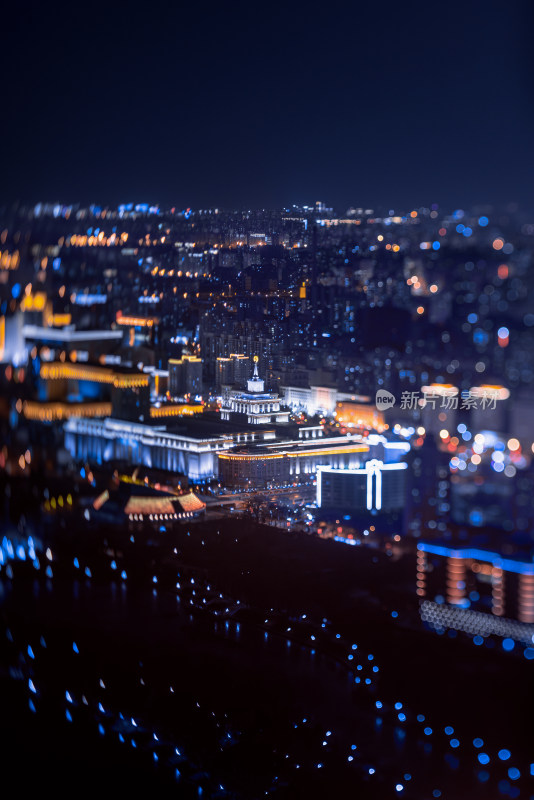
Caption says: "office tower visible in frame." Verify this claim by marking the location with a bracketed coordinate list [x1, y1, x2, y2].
[168, 355, 203, 397]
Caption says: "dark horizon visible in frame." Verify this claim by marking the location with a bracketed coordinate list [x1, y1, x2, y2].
[2, 0, 534, 211]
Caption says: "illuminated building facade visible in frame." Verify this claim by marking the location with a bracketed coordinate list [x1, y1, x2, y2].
[220, 357, 289, 425]
[64, 414, 281, 482]
[144, 367, 169, 399]
[23, 324, 124, 358]
[218, 450, 287, 488]
[22, 400, 112, 421]
[39, 361, 151, 422]
[417, 542, 534, 643]
[115, 312, 159, 347]
[281, 384, 337, 416]
[39, 362, 149, 389]
[64, 417, 237, 482]
[317, 460, 408, 513]
[334, 400, 385, 431]
[217, 430, 369, 489]
[65, 410, 375, 488]
[115, 313, 158, 328]
[0, 313, 25, 365]
[149, 403, 203, 419]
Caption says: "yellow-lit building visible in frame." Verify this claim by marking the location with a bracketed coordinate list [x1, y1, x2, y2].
[334, 401, 385, 431]
[217, 429, 370, 489]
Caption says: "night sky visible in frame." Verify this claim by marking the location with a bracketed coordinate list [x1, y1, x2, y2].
[2, 0, 534, 210]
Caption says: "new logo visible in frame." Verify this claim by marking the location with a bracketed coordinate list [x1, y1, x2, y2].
[375, 389, 396, 411]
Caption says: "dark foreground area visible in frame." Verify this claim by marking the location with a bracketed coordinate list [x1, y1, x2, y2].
[1, 516, 533, 798]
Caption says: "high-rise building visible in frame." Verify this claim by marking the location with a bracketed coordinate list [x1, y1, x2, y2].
[216, 353, 250, 392]
[168, 355, 203, 397]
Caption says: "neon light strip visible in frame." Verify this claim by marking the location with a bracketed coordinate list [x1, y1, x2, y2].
[318, 462, 408, 474]
[366, 468, 373, 510]
[375, 463, 382, 510]
[418, 543, 534, 576]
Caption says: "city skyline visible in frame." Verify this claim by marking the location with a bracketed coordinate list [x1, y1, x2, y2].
[1, 196, 533, 798]
[1, 3, 534, 797]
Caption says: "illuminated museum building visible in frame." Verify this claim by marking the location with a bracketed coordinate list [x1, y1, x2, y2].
[220, 357, 289, 425]
[61, 361, 397, 486]
[65, 416, 241, 482]
[217, 433, 370, 489]
[417, 541, 534, 643]
[63, 362, 284, 482]
[66, 412, 371, 487]
[218, 433, 410, 491]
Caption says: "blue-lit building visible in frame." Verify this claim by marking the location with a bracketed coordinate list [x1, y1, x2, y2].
[417, 540, 534, 643]
[220, 358, 289, 425]
[64, 416, 238, 482]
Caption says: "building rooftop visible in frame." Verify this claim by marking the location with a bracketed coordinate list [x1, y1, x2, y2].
[92, 480, 205, 519]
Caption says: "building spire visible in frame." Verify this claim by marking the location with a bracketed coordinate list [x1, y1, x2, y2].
[247, 355, 264, 393]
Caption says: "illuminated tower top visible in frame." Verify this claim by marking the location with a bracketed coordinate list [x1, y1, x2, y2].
[247, 355, 265, 393]
[221, 354, 289, 425]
